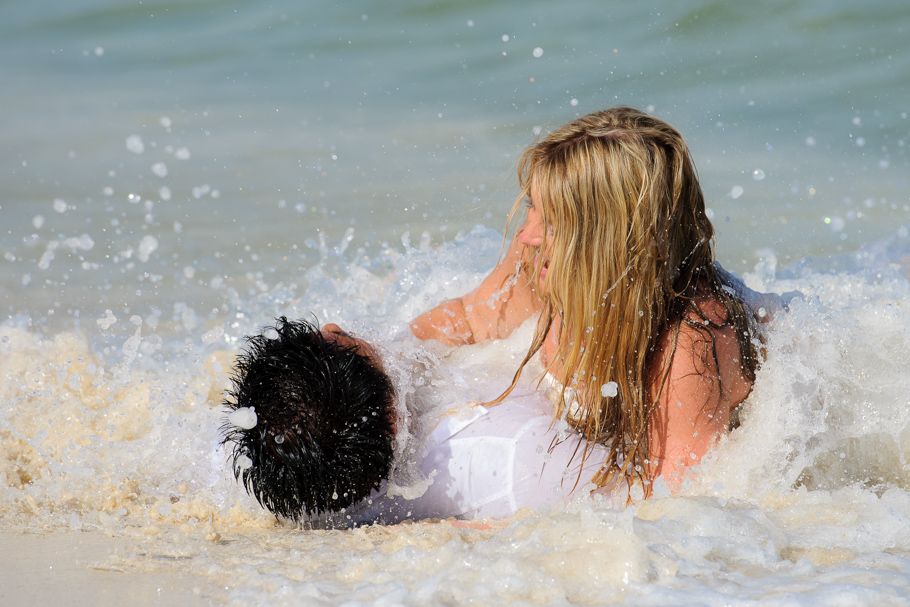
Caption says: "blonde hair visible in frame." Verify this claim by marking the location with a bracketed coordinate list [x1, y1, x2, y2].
[494, 107, 757, 489]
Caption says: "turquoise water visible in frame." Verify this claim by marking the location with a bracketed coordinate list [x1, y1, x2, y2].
[2, 1, 910, 604]
[2, 0, 908, 329]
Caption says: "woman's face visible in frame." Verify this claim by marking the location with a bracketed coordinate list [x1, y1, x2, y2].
[518, 181, 550, 286]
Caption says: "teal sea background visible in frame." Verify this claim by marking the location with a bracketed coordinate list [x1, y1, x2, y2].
[2, 0, 907, 329]
[2, 1, 910, 604]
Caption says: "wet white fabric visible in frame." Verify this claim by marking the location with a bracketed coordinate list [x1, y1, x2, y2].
[349, 392, 610, 523]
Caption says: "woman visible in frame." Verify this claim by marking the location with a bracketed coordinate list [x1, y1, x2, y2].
[409, 107, 760, 492]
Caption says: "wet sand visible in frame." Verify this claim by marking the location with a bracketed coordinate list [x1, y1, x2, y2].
[0, 532, 225, 606]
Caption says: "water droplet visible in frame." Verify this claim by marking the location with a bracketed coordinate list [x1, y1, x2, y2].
[125, 135, 144, 154]
[601, 382, 618, 398]
[137, 235, 158, 262]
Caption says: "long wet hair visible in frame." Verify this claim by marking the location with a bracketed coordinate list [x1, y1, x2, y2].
[221, 317, 396, 520]
[493, 107, 758, 489]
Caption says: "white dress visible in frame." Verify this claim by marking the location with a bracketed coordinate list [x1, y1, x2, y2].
[347, 390, 612, 523]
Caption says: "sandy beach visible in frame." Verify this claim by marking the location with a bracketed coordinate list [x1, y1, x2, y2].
[0, 532, 224, 605]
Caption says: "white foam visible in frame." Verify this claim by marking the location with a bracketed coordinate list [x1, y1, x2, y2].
[229, 407, 257, 430]
[601, 382, 618, 398]
[97, 309, 117, 330]
[5, 227, 910, 605]
[201, 326, 224, 344]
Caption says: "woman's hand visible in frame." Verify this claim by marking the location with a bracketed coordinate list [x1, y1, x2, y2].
[409, 236, 544, 346]
[322, 323, 383, 368]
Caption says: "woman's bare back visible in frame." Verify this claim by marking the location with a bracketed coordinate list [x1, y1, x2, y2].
[647, 295, 753, 483]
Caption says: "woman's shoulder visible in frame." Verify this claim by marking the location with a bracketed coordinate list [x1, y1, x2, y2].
[688, 292, 753, 406]
[653, 290, 751, 406]
[688, 289, 730, 327]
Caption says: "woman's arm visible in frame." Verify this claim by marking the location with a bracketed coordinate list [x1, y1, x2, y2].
[409, 236, 544, 346]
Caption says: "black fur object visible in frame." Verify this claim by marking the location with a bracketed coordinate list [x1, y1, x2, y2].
[221, 317, 395, 520]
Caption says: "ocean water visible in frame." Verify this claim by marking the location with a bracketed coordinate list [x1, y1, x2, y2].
[2, 0, 910, 604]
